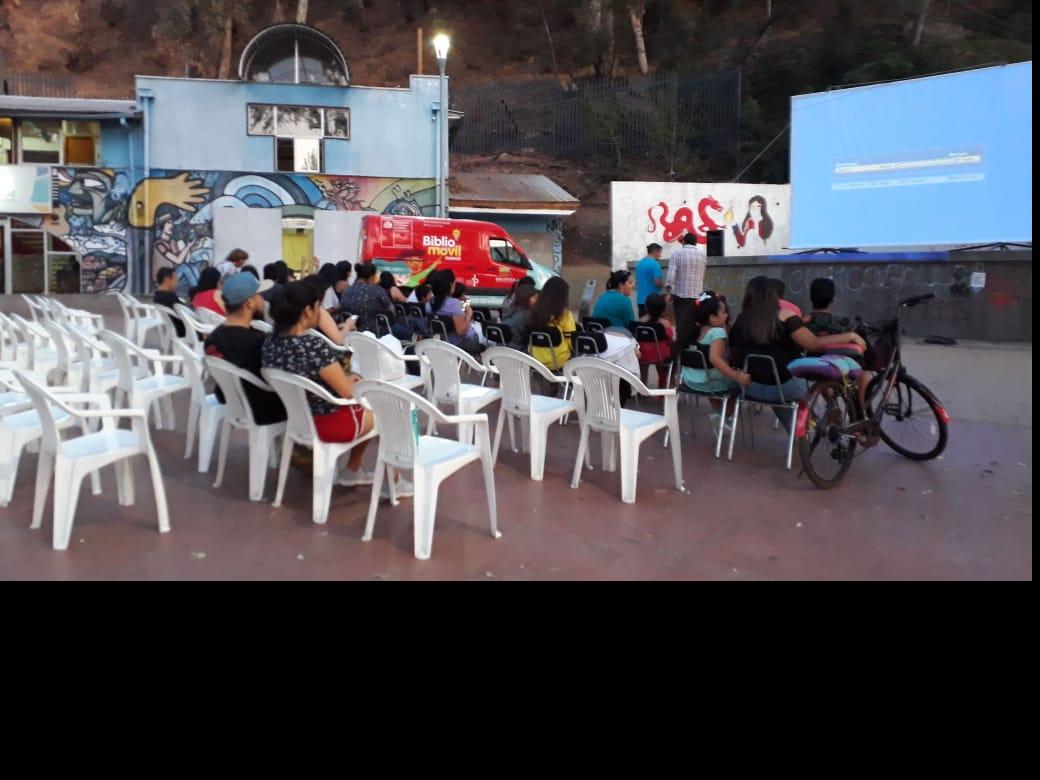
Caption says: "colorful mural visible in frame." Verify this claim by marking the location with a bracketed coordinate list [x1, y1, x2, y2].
[45, 167, 437, 292]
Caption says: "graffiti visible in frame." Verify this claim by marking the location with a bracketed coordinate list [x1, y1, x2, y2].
[47, 167, 436, 292]
[612, 182, 790, 269]
[546, 218, 564, 273]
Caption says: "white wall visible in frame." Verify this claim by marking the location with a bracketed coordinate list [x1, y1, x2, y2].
[314, 210, 364, 266]
[213, 206, 282, 270]
[610, 181, 791, 269]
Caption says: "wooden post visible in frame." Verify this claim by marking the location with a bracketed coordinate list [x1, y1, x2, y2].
[417, 27, 423, 75]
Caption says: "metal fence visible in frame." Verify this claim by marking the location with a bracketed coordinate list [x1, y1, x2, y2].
[451, 69, 740, 165]
[1, 71, 77, 98]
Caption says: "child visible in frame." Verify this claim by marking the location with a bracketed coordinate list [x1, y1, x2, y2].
[677, 295, 751, 436]
[806, 277, 872, 410]
[637, 293, 675, 387]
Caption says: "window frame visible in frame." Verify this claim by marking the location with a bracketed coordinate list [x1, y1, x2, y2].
[274, 137, 325, 173]
[247, 103, 350, 141]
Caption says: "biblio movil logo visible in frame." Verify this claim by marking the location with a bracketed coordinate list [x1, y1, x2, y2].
[423, 229, 463, 258]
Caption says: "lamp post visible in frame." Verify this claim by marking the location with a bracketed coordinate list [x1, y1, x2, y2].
[434, 34, 450, 218]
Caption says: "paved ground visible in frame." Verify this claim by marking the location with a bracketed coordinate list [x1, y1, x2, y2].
[0, 295, 1032, 580]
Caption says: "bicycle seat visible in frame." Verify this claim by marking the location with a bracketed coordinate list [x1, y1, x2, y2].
[788, 355, 863, 381]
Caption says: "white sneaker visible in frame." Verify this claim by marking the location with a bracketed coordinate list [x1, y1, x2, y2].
[337, 468, 375, 487]
[381, 478, 415, 500]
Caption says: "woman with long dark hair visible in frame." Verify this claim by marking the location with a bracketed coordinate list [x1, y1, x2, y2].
[528, 276, 575, 369]
[191, 266, 225, 315]
[728, 276, 864, 429]
[262, 280, 410, 496]
[379, 271, 408, 304]
[427, 274, 484, 354]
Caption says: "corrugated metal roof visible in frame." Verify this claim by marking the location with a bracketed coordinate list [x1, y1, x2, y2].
[450, 173, 578, 211]
[0, 95, 138, 117]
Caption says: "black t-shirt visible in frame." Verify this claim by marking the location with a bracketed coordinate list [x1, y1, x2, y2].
[204, 325, 287, 425]
[153, 290, 186, 337]
[728, 313, 806, 384]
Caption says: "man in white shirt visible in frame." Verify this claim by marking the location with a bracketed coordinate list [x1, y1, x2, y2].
[216, 248, 249, 279]
[666, 232, 707, 330]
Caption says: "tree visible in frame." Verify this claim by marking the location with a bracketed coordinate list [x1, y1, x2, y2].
[296, 0, 309, 24]
[627, 1, 648, 74]
[584, 0, 615, 77]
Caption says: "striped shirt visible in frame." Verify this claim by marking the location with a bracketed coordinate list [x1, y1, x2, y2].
[666, 244, 707, 299]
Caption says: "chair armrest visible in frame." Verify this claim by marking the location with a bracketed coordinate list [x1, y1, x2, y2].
[642, 388, 677, 398]
[443, 412, 488, 426]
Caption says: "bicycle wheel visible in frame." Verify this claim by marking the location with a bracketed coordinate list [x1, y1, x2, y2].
[798, 380, 858, 489]
[868, 373, 948, 460]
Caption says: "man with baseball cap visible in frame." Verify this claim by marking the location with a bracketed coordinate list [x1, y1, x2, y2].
[204, 273, 286, 425]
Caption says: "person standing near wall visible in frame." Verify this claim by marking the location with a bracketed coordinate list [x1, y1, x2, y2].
[666, 233, 707, 331]
[216, 248, 249, 280]
[635, 243, 664, 317]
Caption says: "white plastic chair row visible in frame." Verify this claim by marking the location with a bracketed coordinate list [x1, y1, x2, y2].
[414, 339, 501, 445]
[113, 291, 165, 348]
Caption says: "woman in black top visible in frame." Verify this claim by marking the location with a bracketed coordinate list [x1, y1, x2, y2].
[728, 276, 864, 428]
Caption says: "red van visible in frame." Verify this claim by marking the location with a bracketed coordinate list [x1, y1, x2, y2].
[360, 215, 556, 308]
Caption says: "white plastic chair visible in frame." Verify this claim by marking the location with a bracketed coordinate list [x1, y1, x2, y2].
[174, 341, 225, 473]
[174, 303, 214, 352]
[564, 357, 683, 504]
[414, 340, 501, 444]
[9, 314, 59, 381]
[353, 380, 500, 561]
[206, 356, 287, 502]
[62, 324, 120, 398]
[47, 298, 105, 333]
[16, 370, 169, 551]
[99, 331, 187, 430]
[343, 332, 424, 393]
[484, 347, 575, 481]
[263, 367, 379, 525]
[0, 312, 23, 366]
[250, 319, 273, 334]
[118, 293, 164, 348]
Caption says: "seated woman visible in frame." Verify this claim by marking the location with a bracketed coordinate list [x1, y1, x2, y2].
[592, 270, 638, 330]
[262, 280, 410, 495]
[191, 266, 226, 315]
[341, 262, 409, 340]
[500, 284, 537, 349]
[380, 271, 408, 304]
[426, 276, 485, 355]
[527, 276, 576, 370]
[675, 295, 750, 434]
[728, 276, 865, 430]
[636, 293, 676, 387]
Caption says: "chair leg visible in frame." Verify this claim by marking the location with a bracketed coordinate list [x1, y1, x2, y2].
[161, 394, 176, 430]
[481, 450, 501, 539]
[571, 425, 590, 489]
[147, 448, 172, 534]
[491, 408, 506, 466]
[31, 451, 54, 530]
[116, 458, 135, 506]
[786, 405, 797, 470]
[52, 458, 83, 551]
[184, 398, 199, 459]
[728, 401, 742, 461]
[272, 436, 294, 508]
[715, 396, 728, 459]
[669, 417, 684, 491]
[198, 407, 220, 473]
[619, 429, 639, 504]
[507, 413, 518, 452]
[530, 417, 548, 481]
[362, 459, 385, 541]
[213, 421, 230, 488]
[413, 470, 439, 560]
[601, 431, 618, 473]
[247, 428, 271, 502]
[311, 445, 334, 524]
[0, 429, 26, 507]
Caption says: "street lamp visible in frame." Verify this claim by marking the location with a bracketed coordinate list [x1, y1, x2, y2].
[434, 34, 450, 218]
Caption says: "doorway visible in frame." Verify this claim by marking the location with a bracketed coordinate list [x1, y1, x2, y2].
[1, 216, 80, 294]
[282, 213, 314, 276]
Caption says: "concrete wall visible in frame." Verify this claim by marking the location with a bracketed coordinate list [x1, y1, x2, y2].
[137, 75, 440, 178]
[611, 181, 791, 268]
[702, 251, 1032, 343]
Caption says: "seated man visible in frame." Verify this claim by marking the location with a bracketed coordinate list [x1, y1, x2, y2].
[153, 267, 185, 337]
[204, 273, 287, 425]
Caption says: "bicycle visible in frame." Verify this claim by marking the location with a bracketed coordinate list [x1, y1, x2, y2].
[796, 293, 951, 489]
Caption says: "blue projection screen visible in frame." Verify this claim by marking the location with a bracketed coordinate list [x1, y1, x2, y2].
[790, 62, 1032, 249]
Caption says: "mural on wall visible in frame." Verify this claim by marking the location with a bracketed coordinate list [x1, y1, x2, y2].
[46, 168, 436, 292]
[610, 182, 791, 270]
[546, 217, 564, 273]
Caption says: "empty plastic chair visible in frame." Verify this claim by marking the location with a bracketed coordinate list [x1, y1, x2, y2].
[414, 339, 501, 444]
[343, 332, 424, 393]
[15, 370, 170, 551]
[263, 367, 379, 525]
[485, 347, 576, 481]
[353, 379, 500, 561]
[564, 357, 683, 504]
[100, 331, 187, 430]
[206, 356, 287, 502]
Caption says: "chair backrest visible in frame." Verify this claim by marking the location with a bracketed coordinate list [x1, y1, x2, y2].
[485, 347, 561, 417]
[64, 324, 108, 393]
[251, 319, 273, 334]
[204, 356, 265, 427]
[374, 312, 392, 338]
[564, 357, 635, 432]
[354, 380, 447, 469]
[742, 353, 789, 402]
[10, 314, 46, 370]
[172, 340, 206, 399]
[343, 332, 405, 382]
[260, 368, 321, 446]
[631, 321, 666, 343]
[12, 370, 63, 453]
[393, 303, 407, 318]
[21, 294, 43, 323]
[429, 316, 452, 340]
[173, 303, 207, 349]
[680, 346, 710, 371]
[195, 307, 227, 327]
[39, 319, 73, 385]
[471, 308, 487, 324]
[114, 291, 138, 336]
[0, 312, 18, 362]
[99, 330, 147, 395]
[583, 317, 610, 333]
[574, 331, 606, 357]
[406, 303, 426, 320]
[485, 323, 512, 347]
[414, 339, 474, 403]
[154, 306, 183, 347]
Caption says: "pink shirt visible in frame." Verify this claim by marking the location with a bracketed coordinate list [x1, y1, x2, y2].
[778, 299, 803, 317]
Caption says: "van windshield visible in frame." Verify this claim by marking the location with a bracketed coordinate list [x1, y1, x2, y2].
[489, 238, 530, 269]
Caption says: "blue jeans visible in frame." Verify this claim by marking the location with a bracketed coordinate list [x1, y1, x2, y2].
[745, 378, 808, 431]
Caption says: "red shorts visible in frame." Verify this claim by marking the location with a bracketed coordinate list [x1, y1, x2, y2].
[313, 405, 366, 443]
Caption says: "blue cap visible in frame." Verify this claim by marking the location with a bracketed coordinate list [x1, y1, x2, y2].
[222, 272, 272, 305]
